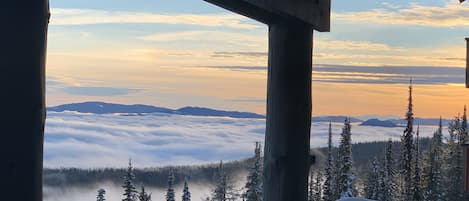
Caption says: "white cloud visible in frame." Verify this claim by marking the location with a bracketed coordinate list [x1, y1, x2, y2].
[44, 111, 440, 168]
[50, 8, 259, 29]
[315, 39, 396, 51]
[334, 2, 469, 27]
[139, 30, 266, 46]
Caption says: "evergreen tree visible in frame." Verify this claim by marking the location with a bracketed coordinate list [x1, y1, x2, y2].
[182, 180, 191, 201]
[122, 159, 138, 201]
[244, 142, 262, 201]
[377, 161, 386, 201]
[97, 188, 106, 201]
[412, 126, 423, 201]
[322, 122, 334, 201]
[138, 186, 152, 201]
[400, 80, 414, 201]
[461, 106, 468, 144]
[381, 139, 396, 201]
[332, 155, 341, 201]
[423, 117, 443, 201]
[365, 157, 380, 200]
[445, 116, 465, 201]
[166, 170, 176, 201]
[313, 171, 323, 201]
[337, 118, 354, 198]
[212, 161, 235, 201]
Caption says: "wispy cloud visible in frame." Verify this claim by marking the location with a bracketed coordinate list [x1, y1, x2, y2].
[334, 2, 469, 27]
[50, 8, 259, 29]
[62, 86, 140, 96]
[315, 39, 396, 51]
[312, 65, 464, 85]
[200, 65, 465, 85]
[47, 76, 141, 97]
[139, 31, 265, 44]
[212, 52, 267, 58]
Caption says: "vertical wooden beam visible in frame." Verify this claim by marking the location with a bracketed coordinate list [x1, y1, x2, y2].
[264, 17, 312, 201]
[466, 38, 469, 88]
[0, 1, 50, 200]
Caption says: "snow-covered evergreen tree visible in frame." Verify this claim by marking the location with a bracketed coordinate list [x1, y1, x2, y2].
[244, 142, 262, 201]
[313, 171, 323, 201]
[337, 118, 354, 198]
[377, 161, 386, 201]
[332, 155, 342, 201]
[400, 80, 414, 201]
[166, 170, 176, 201]
[423, 117, 443, 201]
[445, 116, 465, 201]
[138, 186, 152, 201]
[322, 122, 334, 201]
[412, 126, 423, 201]
[212, 161, 235, 201]
[365, 157, 380, 200]
[97, 188, 106, 201]
[122, 159, 138, 201]
[182, 180, 191, 201]
[381, 139, 396, 201]
[461, 106, 468, 144]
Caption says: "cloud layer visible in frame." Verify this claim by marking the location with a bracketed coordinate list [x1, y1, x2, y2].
[202, 65, 465, 85]
[44, 111, 439, 168]
[50, 8, 258, 29]
[335, 2, 469, 27]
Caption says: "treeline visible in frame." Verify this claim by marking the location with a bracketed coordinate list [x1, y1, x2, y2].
[43, 140, 429, 189]
[43, 160, 248, 188]
[94, 142, 263, 201]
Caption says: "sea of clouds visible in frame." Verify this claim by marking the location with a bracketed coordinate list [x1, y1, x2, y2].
[44, 111, 440, 169]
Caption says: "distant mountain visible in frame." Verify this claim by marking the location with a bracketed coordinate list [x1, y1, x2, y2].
[312, 116, 362, 123]
[360, 118, 398, 128]
[47, 102, 265, 119]
[47, 102, 453, 125]
[48, 102, 173, 114]
[389, 117, 449, 126]
[175, 106, 264, 118]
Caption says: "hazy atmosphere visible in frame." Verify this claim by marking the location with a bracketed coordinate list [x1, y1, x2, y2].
[47, 0, 469, 117]
[41, 0, 469, 201]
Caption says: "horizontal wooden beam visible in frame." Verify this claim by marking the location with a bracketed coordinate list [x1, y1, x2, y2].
[204, 0, 330, 32]
[204, 0, 273, 24]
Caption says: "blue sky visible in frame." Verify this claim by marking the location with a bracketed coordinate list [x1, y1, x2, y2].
[46, 0, 469, 117]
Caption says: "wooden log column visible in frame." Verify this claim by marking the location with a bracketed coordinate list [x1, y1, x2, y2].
[466, 37, 469, 88]
[264, 18, 313, 201]
[0, 1, 50, 201]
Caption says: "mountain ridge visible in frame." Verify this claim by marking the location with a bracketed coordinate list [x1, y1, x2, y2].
[47, 102, 452, 126]
[47, 102, 265, 119]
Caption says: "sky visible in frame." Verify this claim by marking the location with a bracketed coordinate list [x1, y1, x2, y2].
[47, 0, 469, 118]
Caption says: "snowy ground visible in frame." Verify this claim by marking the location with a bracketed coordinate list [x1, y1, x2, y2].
[44, 111, 440, 168]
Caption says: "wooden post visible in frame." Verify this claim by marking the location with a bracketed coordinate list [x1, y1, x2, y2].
[264, 18, 313, 201]
[203, 1, 330, 201]
[0, 1, 50, 201]
[466, 38, 469, 88]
